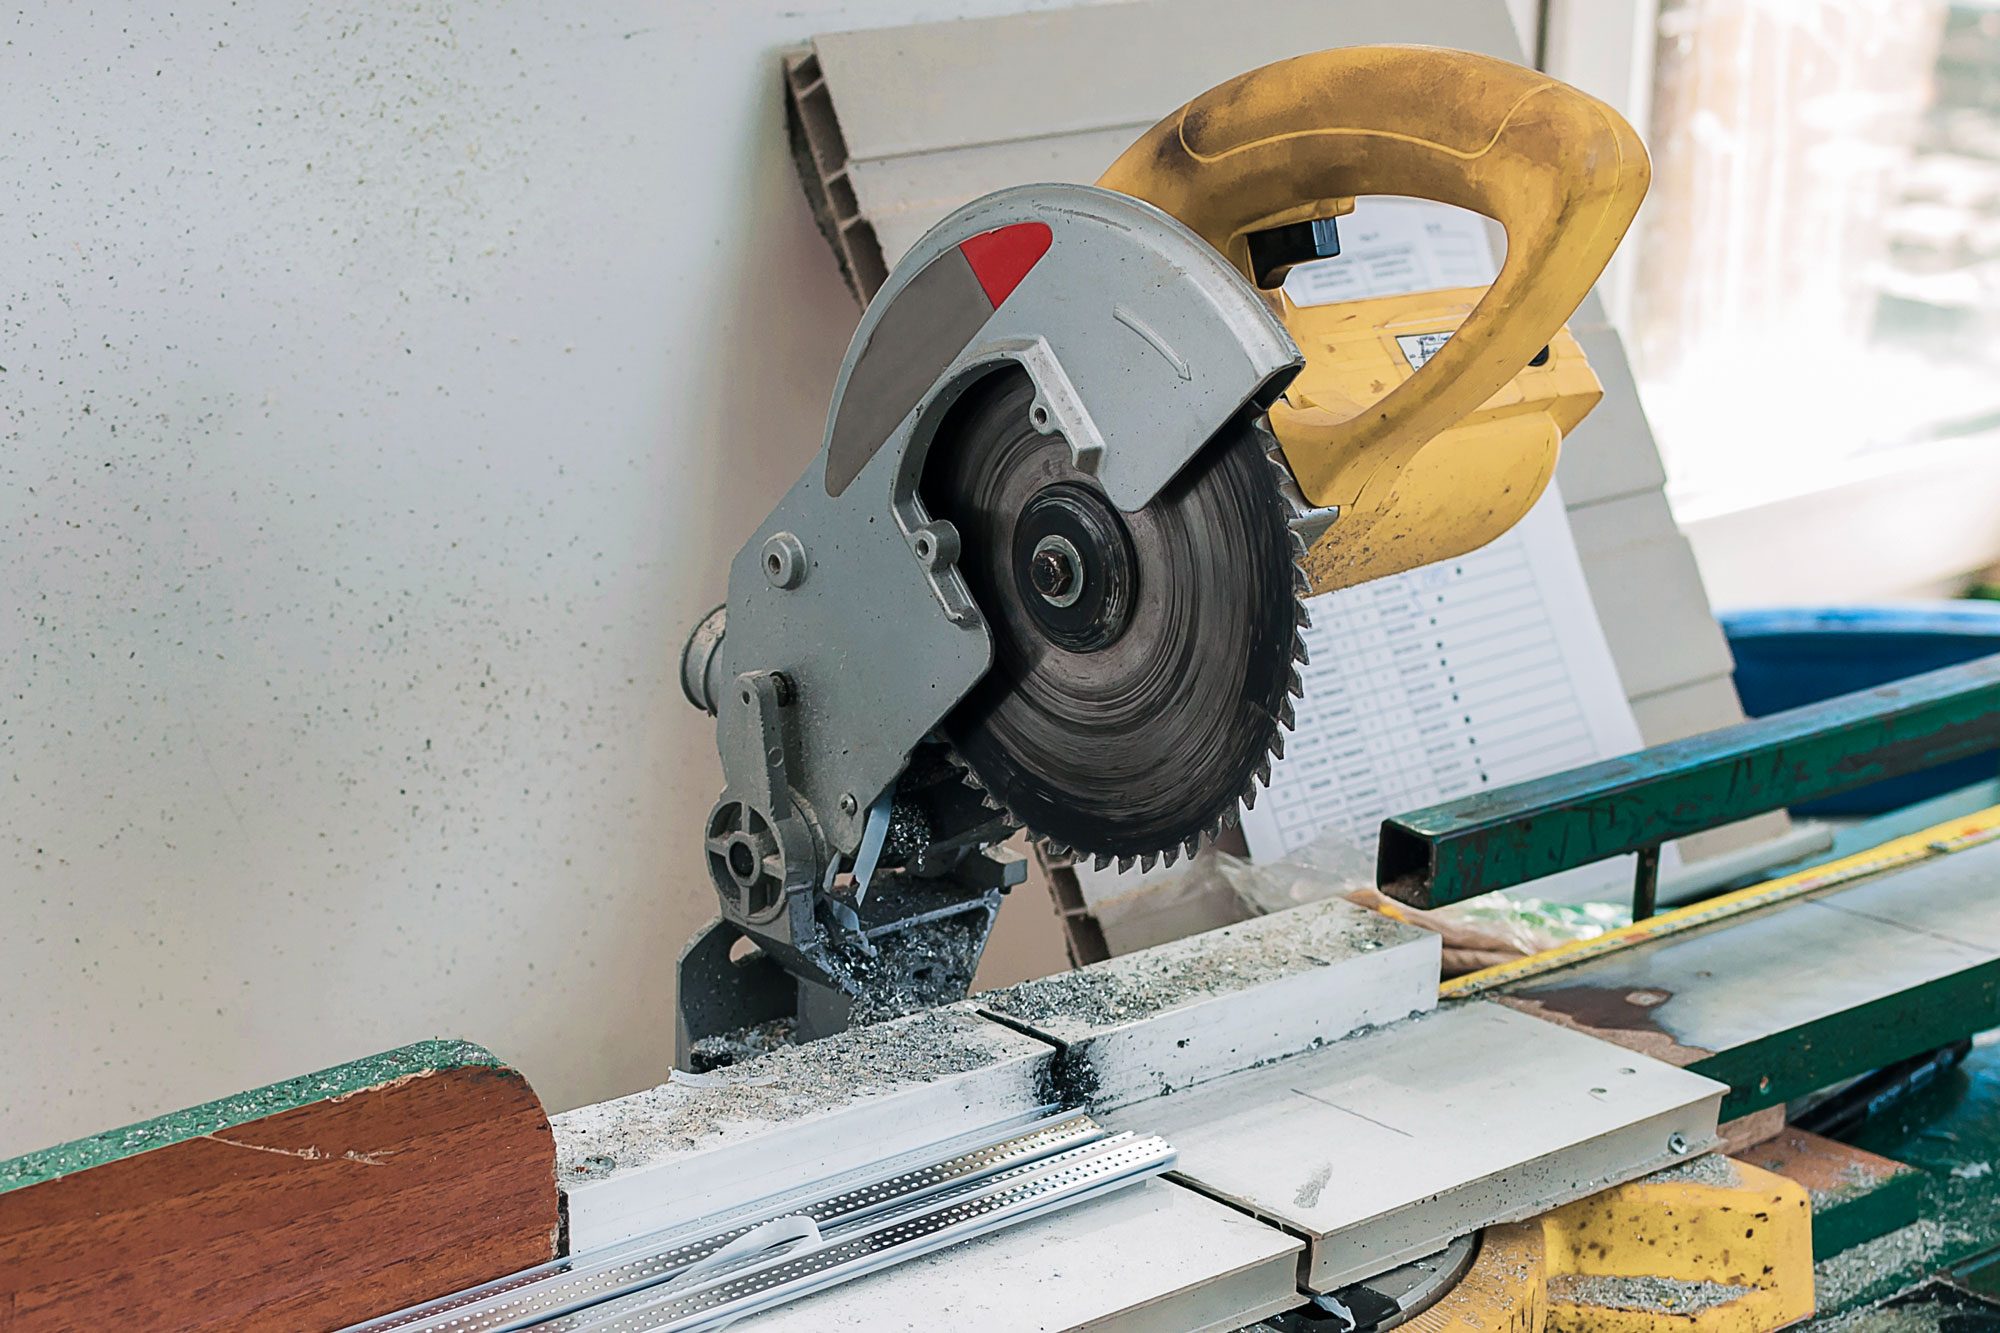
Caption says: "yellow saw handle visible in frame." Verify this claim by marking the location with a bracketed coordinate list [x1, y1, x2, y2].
[1098, 44, 1650, 513]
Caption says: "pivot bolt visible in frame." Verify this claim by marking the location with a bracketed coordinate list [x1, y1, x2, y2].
[1029, 534, 1085, 609]
[1032, 549, 1073, 599]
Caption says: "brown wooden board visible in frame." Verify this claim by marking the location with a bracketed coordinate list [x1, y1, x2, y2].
[0, 1040, 558, 1331]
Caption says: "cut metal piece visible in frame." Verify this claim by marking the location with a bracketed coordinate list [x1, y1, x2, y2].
[1108, 1001, 1725, 1292]
[929, 370, 1305, 863]
[750, 1178, 1303, 1332]
[541, 1132, 1176, 1331]
[560, 1004, 1057, 1253]
[979, 898, 1437, 1111]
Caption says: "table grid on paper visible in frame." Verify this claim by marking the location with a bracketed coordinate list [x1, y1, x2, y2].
[1265, 532, 1600, 856]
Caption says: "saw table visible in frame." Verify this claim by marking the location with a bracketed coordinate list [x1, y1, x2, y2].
[6, 659, 2000, 1329]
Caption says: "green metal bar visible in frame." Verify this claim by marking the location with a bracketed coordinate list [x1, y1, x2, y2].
[1692, 958, 2000, 1121]
[1379, 653, 2000, 908]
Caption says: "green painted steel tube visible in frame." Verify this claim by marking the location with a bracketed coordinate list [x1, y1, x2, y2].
[1379, 652, 2000, 907]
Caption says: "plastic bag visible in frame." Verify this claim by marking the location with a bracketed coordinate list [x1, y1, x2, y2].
[1212, 826, 1627, 977]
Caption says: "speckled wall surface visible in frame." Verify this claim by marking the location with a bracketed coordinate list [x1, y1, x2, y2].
[0, 0, 1087, 1156]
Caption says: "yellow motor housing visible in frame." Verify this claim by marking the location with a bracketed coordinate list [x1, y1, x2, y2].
[1277, 286, 1603, 589]
[1099, 45, 1650, 597]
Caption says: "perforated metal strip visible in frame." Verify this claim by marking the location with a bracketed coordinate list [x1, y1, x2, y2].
[354, 1112, 1110, 1333]
[557, 1134, 1176, 1331]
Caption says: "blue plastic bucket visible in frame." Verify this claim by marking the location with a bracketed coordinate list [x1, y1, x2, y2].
[1719, 603, 2000, 815]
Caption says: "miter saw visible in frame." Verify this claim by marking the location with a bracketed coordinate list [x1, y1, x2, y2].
[676, 46, 1650, 1056]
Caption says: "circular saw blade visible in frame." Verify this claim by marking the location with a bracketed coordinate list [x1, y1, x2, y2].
[924, 369, 1307, 871]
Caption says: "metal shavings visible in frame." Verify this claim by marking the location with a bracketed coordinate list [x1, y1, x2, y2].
[685, 1018, 800, 1074]
[683, 915, 991, 1074]
[552, 1011, 1007, 1181]
[981, 904, 1410, 1032]
[881, 797, 932, 861]
[840, 914, 992, 1027]
[1812, 1219, 1965, 1312]
[1645, 1152, 1743, 1189]
[1547, 1273, 1752, 1315]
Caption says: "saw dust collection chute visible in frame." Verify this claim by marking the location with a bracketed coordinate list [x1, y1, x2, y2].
[676, 45, 1651, 1054]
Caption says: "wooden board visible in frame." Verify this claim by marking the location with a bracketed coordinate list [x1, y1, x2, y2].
[0, 1040, 558, 1331]
[1738, 1127, 1923, 1259]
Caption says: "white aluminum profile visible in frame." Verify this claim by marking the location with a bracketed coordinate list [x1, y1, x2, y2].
[1111, 1001, 1727, 1292]
[979, 898, 1440, 1110]
[553, 1004, 1058, 1252]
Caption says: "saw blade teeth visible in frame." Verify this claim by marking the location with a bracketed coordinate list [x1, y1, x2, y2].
[937, 402, 1308, 877]
[1292, 632, 1310, 667]
[949, 751, 987, 790]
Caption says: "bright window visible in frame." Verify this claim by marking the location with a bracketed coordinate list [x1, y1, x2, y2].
[1630, 0, 2000, 510]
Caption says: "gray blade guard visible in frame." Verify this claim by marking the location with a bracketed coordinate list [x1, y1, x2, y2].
[707, 183, 1301, 916]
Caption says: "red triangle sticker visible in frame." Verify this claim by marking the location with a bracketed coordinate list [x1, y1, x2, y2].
[958, 222, 1053, 309]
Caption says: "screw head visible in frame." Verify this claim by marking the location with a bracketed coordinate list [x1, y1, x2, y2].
[1027, 533, 1085, 609]
[838, 792, 858, 816]
[761, 532, 807, 590]
[1030, 547, 1073, 599]
[1667, 1132, 1690, 1155]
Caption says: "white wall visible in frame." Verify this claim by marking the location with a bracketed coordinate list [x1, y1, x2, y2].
[2, 0, 1535, 1155]
[1, 0, 1116, 1156]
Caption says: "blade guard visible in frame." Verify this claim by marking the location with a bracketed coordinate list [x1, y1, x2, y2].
[717, 184, 1299, 870]
[1099, 45, 1650, 589]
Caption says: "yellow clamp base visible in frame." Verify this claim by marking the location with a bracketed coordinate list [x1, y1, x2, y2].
[1408, 1156, 1815, 1331]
